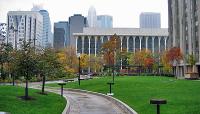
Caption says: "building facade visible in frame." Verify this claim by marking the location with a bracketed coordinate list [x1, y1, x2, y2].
[97, 15, 113, 28]
[140, 12, 161, 28]
[168, 0, 200, 77]
[74, 28, 168, 56]
[69, 14, 87, 47]
[7, 11, 43, 49]
[53, 21, 69, 50]
[87, 6, 97, 28]
[0, 23, 7, 44]
[39, 10, 53, 47]
[31, 5, 53, 48]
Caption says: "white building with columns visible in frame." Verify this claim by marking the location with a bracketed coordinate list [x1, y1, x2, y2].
[74, 28, 169, 56]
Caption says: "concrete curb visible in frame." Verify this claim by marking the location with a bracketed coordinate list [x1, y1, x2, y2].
[64, 88, 138, 114]
[62, 95, 70, 114]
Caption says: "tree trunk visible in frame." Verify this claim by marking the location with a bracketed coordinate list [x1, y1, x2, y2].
[42, 74, 46, 94]
[193, 65, 195, 72]
[0, 63, 3, 77]
[112, 66, 114, 83]
[12, 73, 15, 86]
[25, 79, 29, 100]
[176, 64, 178, 79]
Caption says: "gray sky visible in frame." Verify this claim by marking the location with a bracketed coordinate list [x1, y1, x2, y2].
[0, 0, 168, 28]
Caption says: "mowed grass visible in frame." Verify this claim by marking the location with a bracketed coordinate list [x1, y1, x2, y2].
[48, 76, 200, 114]
[0, 86, 66, 114]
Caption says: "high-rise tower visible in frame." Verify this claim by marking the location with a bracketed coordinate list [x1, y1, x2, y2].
[87, 6, 97, 28]
[7, 11, 43, 49]
[140, 12, 161, 28]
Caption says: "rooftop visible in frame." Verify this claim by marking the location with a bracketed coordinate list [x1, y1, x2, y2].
[73, 27, 168, 36]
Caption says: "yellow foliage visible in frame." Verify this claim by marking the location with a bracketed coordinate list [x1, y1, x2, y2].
[57, 46, 79, 74]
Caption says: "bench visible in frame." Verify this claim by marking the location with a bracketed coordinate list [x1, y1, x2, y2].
[64, 79, 74, 82]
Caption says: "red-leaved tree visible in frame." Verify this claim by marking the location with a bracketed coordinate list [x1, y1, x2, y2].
[166, 47, 183, 78]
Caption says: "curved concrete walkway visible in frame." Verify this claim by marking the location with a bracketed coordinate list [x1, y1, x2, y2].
[46, 88, 126, 114]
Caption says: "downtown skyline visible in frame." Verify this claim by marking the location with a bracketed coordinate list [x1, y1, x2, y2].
[0, 0, 168, 28]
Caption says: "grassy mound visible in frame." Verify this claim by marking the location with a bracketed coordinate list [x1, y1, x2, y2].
[0, 86, 66, 114]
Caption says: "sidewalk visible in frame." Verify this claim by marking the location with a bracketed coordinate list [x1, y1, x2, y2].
[32, 86, 128, 114]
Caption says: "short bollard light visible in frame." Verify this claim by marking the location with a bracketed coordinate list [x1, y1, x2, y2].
[150, 99, 167, 114]
[107, 82, 114, 96]
[58, 83, 66, 96]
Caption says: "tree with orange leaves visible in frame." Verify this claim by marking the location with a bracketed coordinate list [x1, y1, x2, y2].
[129, 49, 154, 74]
[57, 46, 79, 75]
[101, 34, 121, 73]
[161, 51, 173, 73]
[144, 57, 154, 68]
[166, 47, 183, 77]
[130, 49, 153, 67]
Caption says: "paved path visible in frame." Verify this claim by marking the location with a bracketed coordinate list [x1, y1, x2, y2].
[45, 88, 125, 114]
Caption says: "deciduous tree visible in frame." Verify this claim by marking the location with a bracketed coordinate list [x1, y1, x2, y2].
[57, 46, 78, 75]
[166, 47, 183, 77]
[101, 34, 121, 73]
[16, 41, 37, 100]
[36, 48, 61, 94]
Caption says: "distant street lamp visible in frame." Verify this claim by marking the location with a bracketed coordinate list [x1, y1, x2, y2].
[9, 25, 18, 86]
[77, 53, 81, 86]
[113, 38, 117, 83]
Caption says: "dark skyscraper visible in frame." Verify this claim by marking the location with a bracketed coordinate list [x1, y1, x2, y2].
[69, 14, 87, 46]
[53, 21, 69, 50]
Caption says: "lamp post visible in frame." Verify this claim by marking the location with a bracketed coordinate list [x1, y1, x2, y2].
[77, 53, 81, 86]
[9, 25, 18, 86]
[113, 38, 117, 83]
[112, 52, 115, 83]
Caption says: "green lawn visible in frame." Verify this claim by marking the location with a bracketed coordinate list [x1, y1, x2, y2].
[0, 86, 66, 114]
[48, 76, 200, 114]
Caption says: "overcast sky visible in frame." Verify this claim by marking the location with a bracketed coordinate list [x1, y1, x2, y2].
[0, 0, 168, 28]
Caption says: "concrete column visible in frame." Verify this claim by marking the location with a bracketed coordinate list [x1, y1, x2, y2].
[127, 36, 129, 52]
[82, 36, 84, 54]
[120, 36, 123, 51]
[101, 36, 103, 44]
[145, 36, 148, 51]
[75, 36, 78, 54]
[158, 36, 161, 53]
[88, 36, 91, 73]
[95, 36, 97, 56]
[133, 36, 136, 53]
[164, 36, 167, 51]
[139, 36, 142, 51]
[88, 36, 91, 56]
[120, 36, 123, 69]
[152, 36, 155, 54]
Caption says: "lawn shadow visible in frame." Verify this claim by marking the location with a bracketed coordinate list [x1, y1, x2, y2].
[17, 96, 36, 101]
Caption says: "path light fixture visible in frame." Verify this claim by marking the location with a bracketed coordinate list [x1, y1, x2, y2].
[150, 99, 167, 114]
[58, 82, 66, 96]
[107, 82, 114, 96]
